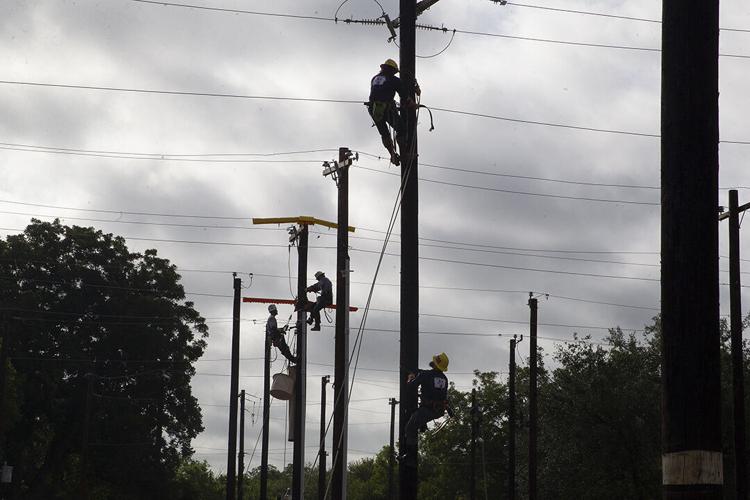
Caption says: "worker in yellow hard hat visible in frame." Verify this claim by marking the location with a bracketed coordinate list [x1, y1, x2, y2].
[367, 58, 421, 166]
[401, 352, 453, 466]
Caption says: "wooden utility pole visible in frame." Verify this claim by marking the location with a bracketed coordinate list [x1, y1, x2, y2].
[723, 189, 749, 499]
[398, 0, 419, 497]
[226, 274, 241, 500]
[388, 398, 399, 500]
[470, 388, 478, 500]
[260, 319, 271, 500]
[528, 296, 538, 500]
[661, 0, 722, 495]
[318, 376, 329, 500]
[238, 390, 245, 500]
[330, 147, 352, 499]
[508, 335, 520, 500]
[292, 226, 308, 499]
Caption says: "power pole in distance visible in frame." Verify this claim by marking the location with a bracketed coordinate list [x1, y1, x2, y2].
[388, 398, 399, 500]
[323, 147, 355, 499]
[226, 274, 241, 500]
[318, 376, 330, 500]
[527, 295, 538, 500]
[470, 388, 478, 500]
[662, 0, 722, 495]
[398, 0, 419, 497]
[720, 190, 749, 499]
[238, 390, 245, 500]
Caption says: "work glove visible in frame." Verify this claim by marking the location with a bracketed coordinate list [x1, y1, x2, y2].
[415, 80, 421, 97]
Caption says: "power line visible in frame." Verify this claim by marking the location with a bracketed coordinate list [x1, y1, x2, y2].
[3, 79, 749, 143]
[0, 145, 327, 164]
[0, 200, 661, 254]
[0, 212, 661, 267]
[352, 248, 660, 282]
[125, 0, 750, 54]
[356, 165, 660, 206]
[504, 2, 750, 34]
[1, 141, 663, 191]
[356, 151, 660, 190]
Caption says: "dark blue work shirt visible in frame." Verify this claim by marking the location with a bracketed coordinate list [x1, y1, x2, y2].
[408, 368, 449, 402]
[308, 276, 333, 303]
[369, 72, 403, 103]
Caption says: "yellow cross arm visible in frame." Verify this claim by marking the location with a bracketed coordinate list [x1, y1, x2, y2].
[252, 216, 355, 232]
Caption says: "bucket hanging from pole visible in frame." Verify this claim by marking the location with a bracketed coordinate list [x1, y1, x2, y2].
[271, 372, 294, 400]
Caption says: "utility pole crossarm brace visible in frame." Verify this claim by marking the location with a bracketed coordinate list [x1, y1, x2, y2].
[718, 202, 750, 221]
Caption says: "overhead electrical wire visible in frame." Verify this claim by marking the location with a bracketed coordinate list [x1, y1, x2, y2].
[123, 0, 750, 55]
[4, 79, 750, 144]
[355, 164, 659, 205]
[503, 2, 750, 34]
[3, 142, 664, 191]
[0, 200, 662, 255]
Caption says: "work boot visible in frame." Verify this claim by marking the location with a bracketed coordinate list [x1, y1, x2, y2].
[311, 323, 321, 331]
[306, 317, 314, 325]
[390, 152, 400, 166]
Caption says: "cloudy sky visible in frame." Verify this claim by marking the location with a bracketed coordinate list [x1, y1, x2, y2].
[2, 0, 749, 475]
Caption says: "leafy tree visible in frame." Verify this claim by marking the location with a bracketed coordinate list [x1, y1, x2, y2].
[0, 220, 208, 499]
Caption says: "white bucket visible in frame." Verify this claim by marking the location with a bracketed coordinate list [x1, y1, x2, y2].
[271, 373, 294, 400]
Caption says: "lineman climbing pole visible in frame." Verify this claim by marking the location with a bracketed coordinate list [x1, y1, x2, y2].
[398, 0, 420, 498]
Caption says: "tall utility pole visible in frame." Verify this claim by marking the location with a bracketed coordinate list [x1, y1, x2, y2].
[226, 274, 242, 500]
[238, 390, 246, 500]
[318, 376, 330, 500]
[508, 335, 521, 500]
[527, 295, 538, 500]
[388, 398, 399, 500]
[329, 147, 352, 499]
[470, 388, 478, 500]
[260, 317, 271, 500]
[398, 0, 419, 497]
[661, 0, 722, 496]
[292, 226, 308, 499]
[724, 189, 748, 499]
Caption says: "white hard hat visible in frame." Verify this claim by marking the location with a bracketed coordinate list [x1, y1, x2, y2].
[268, 304, 278, 313]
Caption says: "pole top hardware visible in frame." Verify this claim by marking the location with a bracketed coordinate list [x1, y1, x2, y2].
[323, 149, 357, 186]
[252, 216, 355, 233]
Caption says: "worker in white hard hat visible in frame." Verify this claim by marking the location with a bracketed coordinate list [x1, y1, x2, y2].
[367, 58, 420, 166]
[266, 304, 297, 363]
[305, 271, 333, 331]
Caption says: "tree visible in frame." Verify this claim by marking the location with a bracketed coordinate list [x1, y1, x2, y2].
[0, 220, 208, 499]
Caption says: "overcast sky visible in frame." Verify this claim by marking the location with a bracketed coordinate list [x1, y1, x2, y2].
[1, 0, 749, 475]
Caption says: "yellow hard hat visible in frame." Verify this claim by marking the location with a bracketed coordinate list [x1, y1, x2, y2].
[432, 352, 449, 372]
[381, 58, 399, 72]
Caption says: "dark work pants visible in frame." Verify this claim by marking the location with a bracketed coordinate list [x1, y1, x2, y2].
[405, 405, 442, 446]
[368, 102, 402, 150]
[310, 297, 331, 327]
[270, 333, 296, 363]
